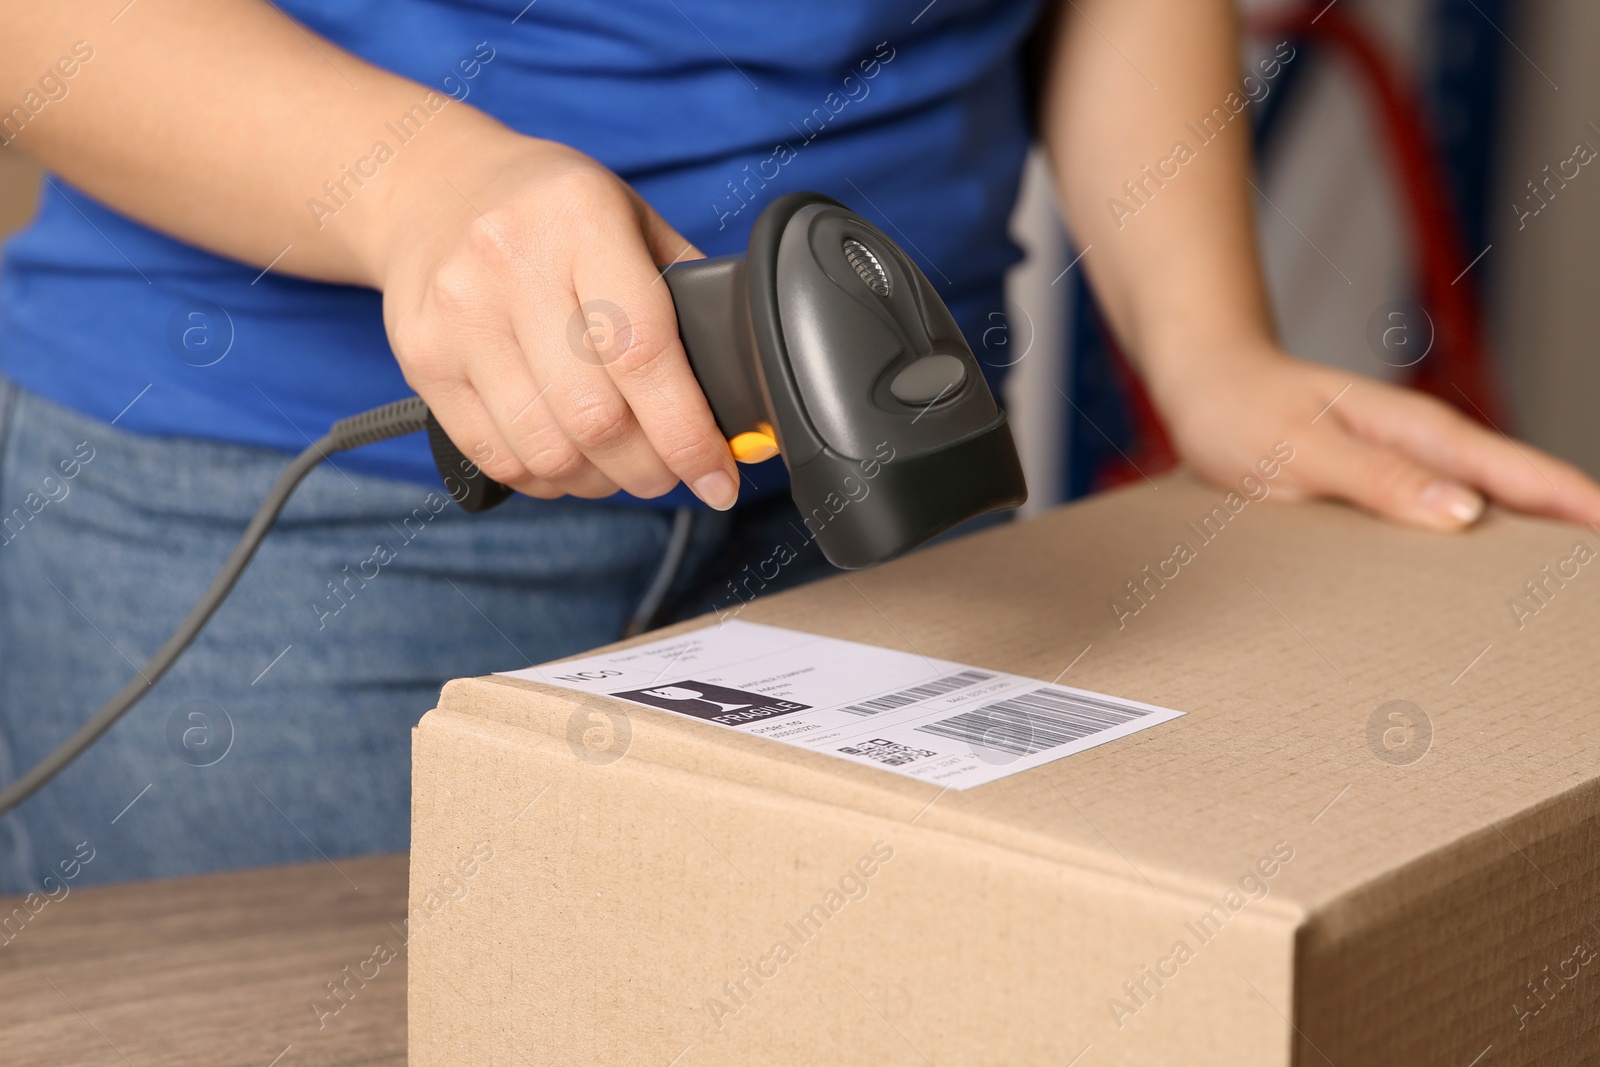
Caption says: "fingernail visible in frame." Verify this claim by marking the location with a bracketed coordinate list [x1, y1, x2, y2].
[1419, 480, 1484, 525]
[692, 470, 738, 511]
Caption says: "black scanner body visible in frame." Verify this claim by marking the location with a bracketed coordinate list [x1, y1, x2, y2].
[427, 192, 1027, 569]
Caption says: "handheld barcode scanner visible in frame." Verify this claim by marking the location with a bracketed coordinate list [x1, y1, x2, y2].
[0, 192, 1027, 817]
[426, 192, 1028, 568]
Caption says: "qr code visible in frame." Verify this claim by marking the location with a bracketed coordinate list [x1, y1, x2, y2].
[838, 738, 938, 767]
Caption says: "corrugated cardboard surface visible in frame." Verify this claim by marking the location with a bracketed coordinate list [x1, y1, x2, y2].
[409, 475, 1600, 1065]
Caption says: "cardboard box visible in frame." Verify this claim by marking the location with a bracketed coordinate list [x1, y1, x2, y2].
[408, 474, 1600, 1065]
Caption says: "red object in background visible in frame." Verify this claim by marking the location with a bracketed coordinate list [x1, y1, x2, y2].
[1093, 317, 1177, 490]
[1094, 2, 1511, 491]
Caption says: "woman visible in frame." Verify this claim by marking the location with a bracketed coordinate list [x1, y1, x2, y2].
[0, 0, 1594, 890]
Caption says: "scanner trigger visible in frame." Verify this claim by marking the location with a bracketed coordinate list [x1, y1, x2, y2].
[728, 424, 780, 464]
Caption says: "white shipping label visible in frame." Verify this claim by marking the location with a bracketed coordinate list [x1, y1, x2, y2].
[499, 621, 1183, 790]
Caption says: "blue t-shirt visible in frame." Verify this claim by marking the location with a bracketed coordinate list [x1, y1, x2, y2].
[0, 0, 1040, 497]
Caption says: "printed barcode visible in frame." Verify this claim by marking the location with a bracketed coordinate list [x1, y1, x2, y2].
[915, 686, 1154, 757]
[838, 738, 939, 767]
[839, 669, 995, 717]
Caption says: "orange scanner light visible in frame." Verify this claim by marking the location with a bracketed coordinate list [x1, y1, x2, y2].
[728, 424, 779, 464]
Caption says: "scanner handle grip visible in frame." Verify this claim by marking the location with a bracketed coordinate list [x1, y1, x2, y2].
[425, 409, 515, 513]
[663, 255, 775, 462]
[426, 255, 777, 512]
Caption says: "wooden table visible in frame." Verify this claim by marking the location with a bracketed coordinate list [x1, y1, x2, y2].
[0, 854, 407, 1066]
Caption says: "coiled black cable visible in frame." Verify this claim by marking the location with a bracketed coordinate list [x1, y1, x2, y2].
[0, 397, 432, 818]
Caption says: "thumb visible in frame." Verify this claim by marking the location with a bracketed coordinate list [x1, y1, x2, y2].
[1302, 431, 1486, 532]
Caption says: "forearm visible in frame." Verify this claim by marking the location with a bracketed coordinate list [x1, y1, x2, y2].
[0, 0, 516, 287]
[1040, 0, 1280, 393]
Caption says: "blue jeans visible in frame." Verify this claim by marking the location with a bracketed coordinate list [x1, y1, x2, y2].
[0, 381, 852, 891]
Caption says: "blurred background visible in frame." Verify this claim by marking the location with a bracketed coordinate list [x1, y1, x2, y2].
[3, 0, 1592, 514]
[1002, 0, 1600, 511]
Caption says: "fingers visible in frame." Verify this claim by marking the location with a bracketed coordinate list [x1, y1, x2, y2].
[386, 156, 735, 508]
[1296, 420, 1485, 532]
[500, 293, 680, 499]
[395, 272, 623, 499]
[1336, 384, 1600, 526]
[1168, 354, 1600, 535]
[417, 359, 620, 501]
[1488, 443, 1600, 525]
[479, 173, 734, 507]
[563, 192, 739, 510]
